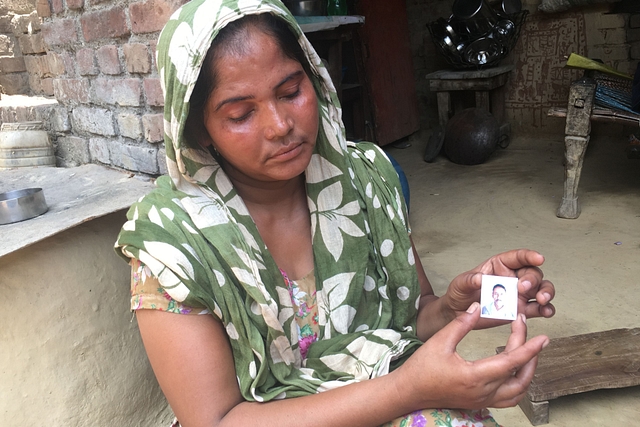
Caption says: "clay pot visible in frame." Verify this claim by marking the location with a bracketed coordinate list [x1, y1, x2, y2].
[443, 108, 499, 165]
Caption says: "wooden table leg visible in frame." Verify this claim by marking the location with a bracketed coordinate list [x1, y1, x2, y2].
[475, 90, 490, 111]
[518, 397, 550, 426]
[436, 91, 451, 128]
[557, 135, 590, 218]
[557, 77, 595, 219]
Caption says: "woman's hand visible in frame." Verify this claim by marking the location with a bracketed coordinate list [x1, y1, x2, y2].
[395, 302, 549, 411]
[441, 249, 556, 329]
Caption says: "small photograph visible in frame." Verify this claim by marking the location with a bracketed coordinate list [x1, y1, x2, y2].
[480, 275, 518, 321]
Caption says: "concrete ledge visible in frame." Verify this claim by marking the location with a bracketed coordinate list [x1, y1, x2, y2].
[0, 163, 156, 257]
[0, 94, 59, 124]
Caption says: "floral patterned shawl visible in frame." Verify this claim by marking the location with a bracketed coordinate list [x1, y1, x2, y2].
[115, 0, 423, 402]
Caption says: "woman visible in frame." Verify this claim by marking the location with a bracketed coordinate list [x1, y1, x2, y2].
[115, 1, 556, 426]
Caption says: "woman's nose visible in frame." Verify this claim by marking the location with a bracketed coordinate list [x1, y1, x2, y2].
[264, 103, 293, 140]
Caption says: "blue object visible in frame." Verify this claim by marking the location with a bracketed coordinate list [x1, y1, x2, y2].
[387, 153, 410, 212]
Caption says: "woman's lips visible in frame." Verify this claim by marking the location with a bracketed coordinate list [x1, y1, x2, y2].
[272, 142, 303, 159]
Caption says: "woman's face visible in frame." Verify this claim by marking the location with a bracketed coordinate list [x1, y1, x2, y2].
[202, 27, 319, 185]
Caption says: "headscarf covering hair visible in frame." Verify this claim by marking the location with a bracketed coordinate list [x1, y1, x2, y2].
[116, 0, 422, 401]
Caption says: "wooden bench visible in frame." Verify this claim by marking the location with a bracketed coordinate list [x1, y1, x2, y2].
[497, 328, 640, 425]
[547, 74, 640, 219]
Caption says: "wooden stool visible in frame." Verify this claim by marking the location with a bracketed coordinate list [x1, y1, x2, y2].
[497, 328, 640, 425]
[426, 65, 514, 130]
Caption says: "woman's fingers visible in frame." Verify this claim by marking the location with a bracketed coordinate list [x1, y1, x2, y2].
[489, 351, 542, 407]
[499, 249, 545, 271]
[534, 279, 555, 306]
[477, 249, 545, 276]
[442, 272, 483, 312]
[472, 333, 549, 399]
[503, 314, 528, 353]
[430, 302, 483, 353]
[521, 301, 556, 319]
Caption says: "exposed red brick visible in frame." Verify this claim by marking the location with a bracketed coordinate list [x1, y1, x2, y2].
[53, 78, 90, 103]
[142, 113, 164, 142]
[0, 17, 12, 33]
[129, 0, 181, 34]
[50, 0, 63, 14]
[123, 43, 151, 74]
[28, 73, 44, 94]
[80, 7, 130, 42]
[41, 78, 54, 96]
[36, 0, 51, 18]
[0, 74, 29, 95]
[92, 78, 141, 106]
[0, 57, 26, 74]
[77, 48, 97, 76]
[143, 78, 164, 106]
[61, 52, 76, 77]
[96, 45, 121, 75]
[47, 53, 67, 76]
[24, 56, 48, 77]
[41, 19, 78, 48]
[149, 39, 158, 69]
[67, 0, 85, 10]
[18, 34, 45, 54]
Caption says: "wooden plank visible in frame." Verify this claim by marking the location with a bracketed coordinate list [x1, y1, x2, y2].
[498, 328, 640, 403]
[549, 106, 640, 120]
[428, 73, 509, 92]
[425, 65, 514, 80]
[548, 107, 640, 126]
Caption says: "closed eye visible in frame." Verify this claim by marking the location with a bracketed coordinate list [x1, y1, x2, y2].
[229, 110, 253, 123]
[281, 88, 300, 100]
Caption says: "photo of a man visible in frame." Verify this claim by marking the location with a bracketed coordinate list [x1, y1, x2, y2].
[480, 275, 517, 321]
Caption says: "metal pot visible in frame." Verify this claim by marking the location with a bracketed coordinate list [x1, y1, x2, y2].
[0, 188, 48, 225]
[283, 0, 327, 16]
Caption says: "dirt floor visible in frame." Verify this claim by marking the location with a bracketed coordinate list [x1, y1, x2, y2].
[385, 126, 640, 427]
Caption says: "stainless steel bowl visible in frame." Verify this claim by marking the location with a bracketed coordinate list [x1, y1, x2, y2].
[283, 0, 327, 16]
[0, 188, 48, 225]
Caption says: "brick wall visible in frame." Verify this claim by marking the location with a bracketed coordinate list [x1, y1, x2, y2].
[25, 0, 188, 171]
[0, 0, 42, 95]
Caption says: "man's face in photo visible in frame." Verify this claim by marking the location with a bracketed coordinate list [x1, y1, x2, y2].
[492, 286, 506, 310]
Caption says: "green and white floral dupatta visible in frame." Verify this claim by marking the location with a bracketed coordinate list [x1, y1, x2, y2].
[116, 0, 423, 402]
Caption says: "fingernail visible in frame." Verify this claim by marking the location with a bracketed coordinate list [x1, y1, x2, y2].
[467, 302, 479, 313]
[521, 280, 532, 291]
[543, 292, 551, 302]
[520, 313, 527, 324]
[542, 338, 550, 349]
